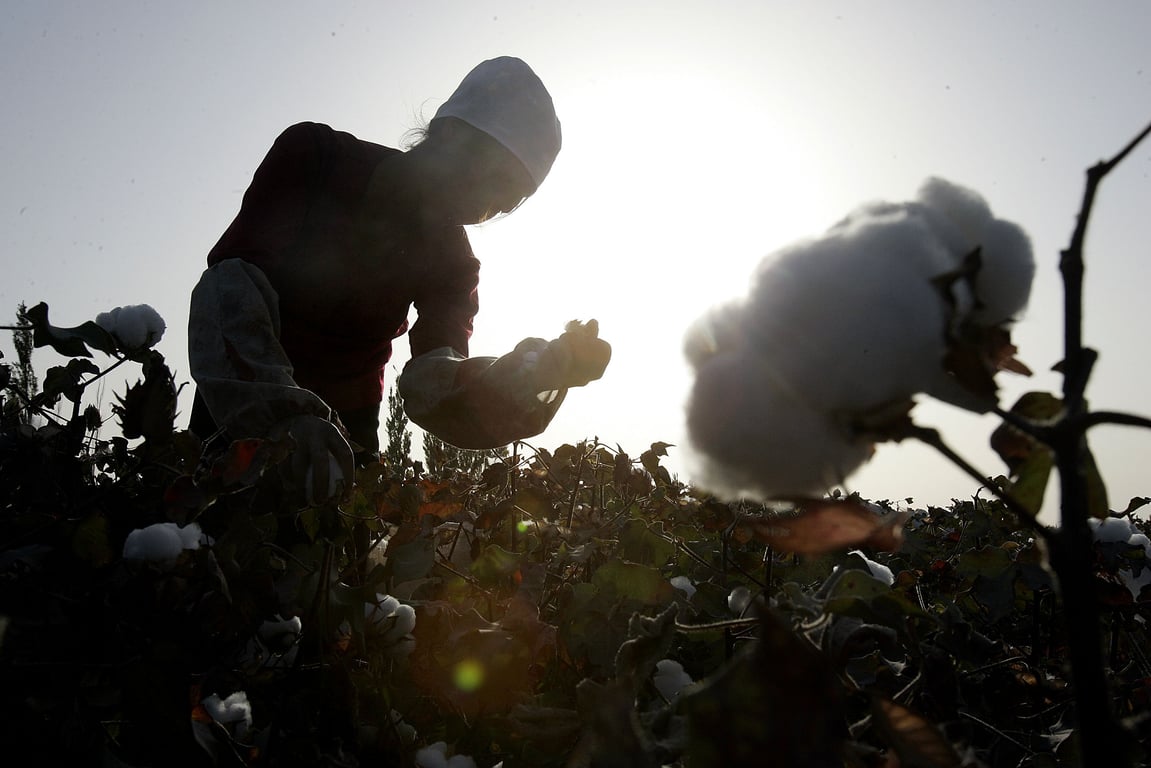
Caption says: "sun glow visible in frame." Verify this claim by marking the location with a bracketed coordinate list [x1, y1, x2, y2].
[463, 67, 837, 478]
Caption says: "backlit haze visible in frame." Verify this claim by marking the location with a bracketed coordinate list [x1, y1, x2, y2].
[3, 2, 1150, 523]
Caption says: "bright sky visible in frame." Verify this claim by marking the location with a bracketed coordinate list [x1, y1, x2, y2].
[3, 2, 1150, 523]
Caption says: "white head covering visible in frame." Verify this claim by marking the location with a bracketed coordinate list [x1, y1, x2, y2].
[432, 56, 561, 191]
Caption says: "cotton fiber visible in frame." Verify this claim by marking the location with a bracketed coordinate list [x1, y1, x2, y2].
[684, 178, 1034, 500]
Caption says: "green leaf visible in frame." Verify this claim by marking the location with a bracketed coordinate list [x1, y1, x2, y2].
[640, 441, 673, 475]
[1010, 448, 1055, 515]
[619, 519, 676, 567]
[685, 610, 846, 767]
[25, 301, 116, 358]
[591, 559, 676, 605]
[385, 530, 435, 583]
[72, 515, 113, 567]
[614, 602, 678, 687]
[512, 485, 553, 519]
[470, 543, 523, 587]
[1008, 391, 1064, 421]
[41, 359, 101, 403]
[1082, 448, 1110, 519]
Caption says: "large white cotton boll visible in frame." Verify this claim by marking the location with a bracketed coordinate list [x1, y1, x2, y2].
[685, 351, 873, 499]
[683, 177, 1034, 501]
[739, 214, 956, 412]
[1090, 516, 1136, 543]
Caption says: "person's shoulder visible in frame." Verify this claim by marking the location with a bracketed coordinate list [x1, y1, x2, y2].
[274, 121, 336, 143]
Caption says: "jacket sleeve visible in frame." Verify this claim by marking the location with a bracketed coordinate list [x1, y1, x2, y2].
[397, 342, 566, 450]
[188, 258, 334, 438]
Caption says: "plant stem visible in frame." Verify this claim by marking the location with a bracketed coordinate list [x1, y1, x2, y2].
[910, 425, 1047, 539]
[1046, 119, 1151, 767]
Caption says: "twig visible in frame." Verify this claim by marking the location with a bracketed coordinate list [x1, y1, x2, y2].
[1046, 118, 1151, 767]
[959, 711, 1035, 756]
[1079, 410, 1151, 432]
[910, 425, 1047, 539]
[674, 617, 760, 634]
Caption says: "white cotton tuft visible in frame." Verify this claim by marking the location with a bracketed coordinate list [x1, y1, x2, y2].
[848, 549, 895, 586]
[727, 586, 753, 614]
[415, 742, 477, 768]
[685, 351, 873, 499]
[1128, 533, 1151, 557]
[652, 659, 694, 702]
[365, 594, 417, 645]
[669, 576, 696, 599]
[202, 691, 252, 737]
[1090, 517, 1136, 543]
[914, 177, 1034, 325]
[95, 304, 166, 351]
[122, 522, 202, 562]
[684, 177, 1033, 500]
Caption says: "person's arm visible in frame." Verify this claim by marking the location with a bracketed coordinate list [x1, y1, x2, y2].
[188, 258, 353, 503]
[398, 321, 610, 449]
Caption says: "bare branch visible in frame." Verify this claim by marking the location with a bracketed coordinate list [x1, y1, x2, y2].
[910, 424, 1048, 538]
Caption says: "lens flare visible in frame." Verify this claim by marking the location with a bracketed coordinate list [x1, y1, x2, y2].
[453, 659, 485, 692]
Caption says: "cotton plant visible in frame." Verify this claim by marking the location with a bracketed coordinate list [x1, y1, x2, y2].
[682, 124, 1151, 766]
[684, 177, 1034, 502]
[10, 301, 175, 443]
[21, 301, 167, 361]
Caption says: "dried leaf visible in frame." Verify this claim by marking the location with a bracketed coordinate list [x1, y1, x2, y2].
[752, 499, 908, 554]
[871, 696, 962, 768]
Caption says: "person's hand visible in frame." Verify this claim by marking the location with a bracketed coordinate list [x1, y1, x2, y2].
[534, 319, 612, 391]
[275, 415, 355, 507]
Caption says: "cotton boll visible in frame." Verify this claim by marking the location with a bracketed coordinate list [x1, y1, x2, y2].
[123, 524, 183, 561]
[652, 659, 694, 702]
[95, 304, 166, 351]
[916, 177, 995, 249]
[416, 742, 477, 768]
[122, 522, 202, 562]
[382, 604, 416, 644]
[669, 576, 696, 599]
[365, 594, 417, 645]
[684, 177, 1032, 501]
[684, 300, 748, 370]
[415, 743, 449, 768]
[1128, 533, 1151, 556]
[915, 178, 1034, 325]
[740, 217, 959, 411]
[202, 691, 252, 739]
[848, 549, 895, 586]
[258, 614, 303, 646]
[685, 350, 873, 499]
[728, 586, 752, 614]
[1090, 517, 1135, 543]
[968, 219, 1034, 325]
[177, 521, 204, 550]
[365, 593, 402, 626]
